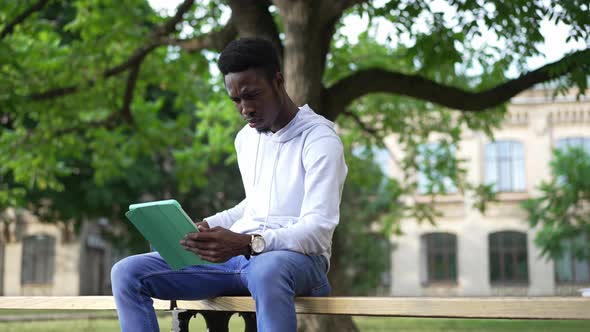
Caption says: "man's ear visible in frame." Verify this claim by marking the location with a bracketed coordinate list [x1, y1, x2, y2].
[274, 72, 285, 90]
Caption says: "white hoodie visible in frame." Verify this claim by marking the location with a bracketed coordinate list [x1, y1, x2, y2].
[204, 104, 348, 266]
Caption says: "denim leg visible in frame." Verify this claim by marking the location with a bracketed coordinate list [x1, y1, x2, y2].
[111, 252, 249, 332]
[242, 250, 331, 332]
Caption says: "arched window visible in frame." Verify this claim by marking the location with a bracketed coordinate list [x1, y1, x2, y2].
[423, 232, 457, 282]
[489, 231, 528, 284]
[485, 141, 525, 192]
[21, 234, 56, 285]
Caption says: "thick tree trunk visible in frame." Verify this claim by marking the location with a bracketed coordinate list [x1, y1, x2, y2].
[280, 1, 327, 111]
[278, 2, 359, 331]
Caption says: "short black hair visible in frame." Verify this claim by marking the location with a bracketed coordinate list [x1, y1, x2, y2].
[217, 37, 281, 82]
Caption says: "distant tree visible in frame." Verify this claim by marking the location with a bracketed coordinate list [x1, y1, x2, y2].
[522, 146, 590, 261]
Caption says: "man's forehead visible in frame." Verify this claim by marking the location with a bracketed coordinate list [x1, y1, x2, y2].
[225, 70, 268, 93]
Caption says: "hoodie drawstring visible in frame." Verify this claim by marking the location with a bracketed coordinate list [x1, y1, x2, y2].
[252, 134, 261, 187]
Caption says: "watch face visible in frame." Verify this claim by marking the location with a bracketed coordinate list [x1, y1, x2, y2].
[252, 236, 265, 254]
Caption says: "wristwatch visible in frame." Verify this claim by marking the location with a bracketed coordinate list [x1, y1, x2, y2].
[249, 234, 266, 255]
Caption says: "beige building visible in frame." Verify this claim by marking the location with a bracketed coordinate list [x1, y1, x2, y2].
[0, 209, 113, 296]
[387, 87, 590, 296]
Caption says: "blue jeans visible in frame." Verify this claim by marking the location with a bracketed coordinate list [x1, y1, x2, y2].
[111, 250, 331, 332]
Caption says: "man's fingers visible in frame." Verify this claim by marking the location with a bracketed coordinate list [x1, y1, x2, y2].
[181, 242, 229, 263]
[184, 232, 201, 240]
[193, 248, 228, 263]
[180, 239, 220, 249]
[196, 220, 210, 228]
[184, 231, 216, 241]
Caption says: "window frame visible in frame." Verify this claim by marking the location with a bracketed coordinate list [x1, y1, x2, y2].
[489, 231, 529, 285]
[21, 234, 56, 286]
[484, 140, 526, 193]
[554, 236, 590, 284]
[423, 232, 458, 284]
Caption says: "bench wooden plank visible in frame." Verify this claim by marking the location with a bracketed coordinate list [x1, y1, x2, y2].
[175, 297, 590, 320]
[0, 296, 169, 311]
[0, 296, 588, 320]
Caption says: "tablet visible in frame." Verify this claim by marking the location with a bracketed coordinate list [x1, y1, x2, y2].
[125, 199, 209, 270]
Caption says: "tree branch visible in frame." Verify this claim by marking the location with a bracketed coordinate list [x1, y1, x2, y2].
[331, 0, 369, 19]
[228, 0, 283, 61]
[325, 48, 590, 116]
[163, 17, 237, 53]
[52, 117, 117, 137]
[0, 0, 50, 40]
[30, 0, 196, 101]
[104, 0, 195, 77]
[342, 110, 382, 139]
[154, 0, 195, 36]
[30, 84, 84, 101]
[120, 63, 141, 124]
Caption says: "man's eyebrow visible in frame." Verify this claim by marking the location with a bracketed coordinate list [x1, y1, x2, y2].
[231, 88, 259, 99]
[240, 88, 259, 95]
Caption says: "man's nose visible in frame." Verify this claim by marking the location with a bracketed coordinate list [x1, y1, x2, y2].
[240, 103, 256, 117]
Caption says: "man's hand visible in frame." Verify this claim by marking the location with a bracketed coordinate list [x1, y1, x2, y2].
[180, 226, 251, 263]
[194, 220, 210, 231]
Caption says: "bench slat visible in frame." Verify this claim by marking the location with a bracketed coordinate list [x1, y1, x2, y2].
[176, 297, 590, 319]
[0, 296, 169, 311]
[0, 296, 588, 320]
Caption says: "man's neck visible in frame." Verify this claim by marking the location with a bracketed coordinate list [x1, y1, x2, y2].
[271, 99, 299, 133]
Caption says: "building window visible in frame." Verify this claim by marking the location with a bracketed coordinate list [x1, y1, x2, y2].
[485, 141, 525, 192]
[423, 233, 457, 282]
[555, 137, 590, 152]
[372, 147, 393, 178]
[552, 137, 590, 283]
[555, 235, 590, 283]
[417, 143, 457, 194]
[21, 234, 56, 285]
[489, 231, 528, 284]
[352, 146, 393, 178]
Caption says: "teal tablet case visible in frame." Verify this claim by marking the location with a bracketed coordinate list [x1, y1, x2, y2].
[125, 199, 209, 270]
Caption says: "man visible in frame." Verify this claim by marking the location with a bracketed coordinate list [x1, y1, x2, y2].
[111, 37, 348, 332]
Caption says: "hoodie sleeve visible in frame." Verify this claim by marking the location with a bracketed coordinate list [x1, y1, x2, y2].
[203, 198, 247, 229]
[261, 133, 347, 255]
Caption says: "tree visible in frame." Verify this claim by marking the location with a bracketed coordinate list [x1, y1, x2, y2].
[522, 146, 590, 262]
[2, 0, 589, 330]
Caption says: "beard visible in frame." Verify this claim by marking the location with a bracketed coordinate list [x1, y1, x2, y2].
[256, 127, 271, 134]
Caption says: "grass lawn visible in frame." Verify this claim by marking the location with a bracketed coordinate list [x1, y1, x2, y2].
[0, 310, 589, 331]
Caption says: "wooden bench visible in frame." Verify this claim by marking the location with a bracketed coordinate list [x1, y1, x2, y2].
[1, 296, 589, 331]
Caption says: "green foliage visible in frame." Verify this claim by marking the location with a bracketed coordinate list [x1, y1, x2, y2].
[522, 147, 590, 260]
[0, 1, 245, 253]
[328, 33, 503, 225]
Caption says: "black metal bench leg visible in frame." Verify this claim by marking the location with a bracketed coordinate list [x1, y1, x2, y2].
[171, 309, 197, 332]
[200, 311, 234, 332]
[240, 312, 257, 332]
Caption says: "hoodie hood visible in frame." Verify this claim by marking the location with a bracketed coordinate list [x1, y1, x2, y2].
[269, 104, 335, 143]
